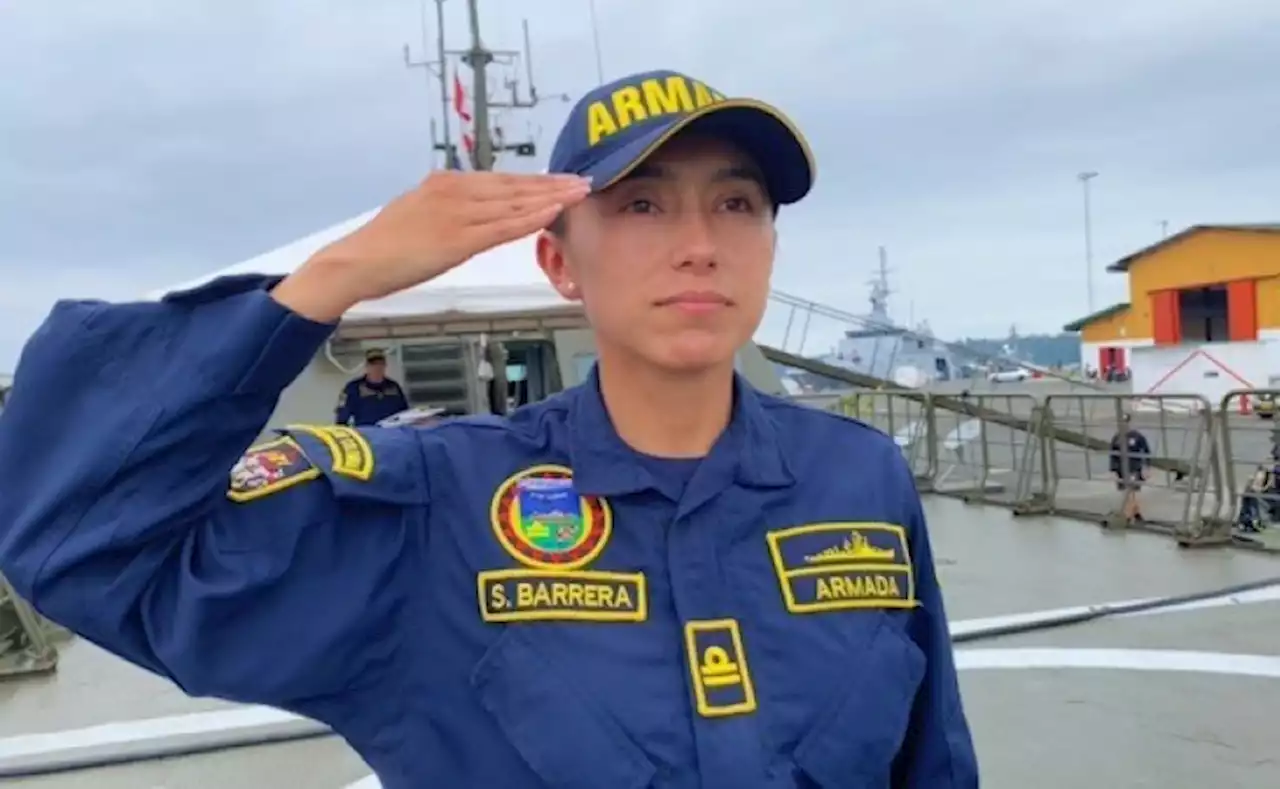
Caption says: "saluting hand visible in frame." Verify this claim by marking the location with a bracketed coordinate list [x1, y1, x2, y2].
[274, 171, 592, 322]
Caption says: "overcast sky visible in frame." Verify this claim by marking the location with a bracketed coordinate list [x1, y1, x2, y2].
[3, 0, 1278, 369]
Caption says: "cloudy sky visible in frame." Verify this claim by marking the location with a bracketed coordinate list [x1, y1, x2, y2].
[3, 0, 1278, 369]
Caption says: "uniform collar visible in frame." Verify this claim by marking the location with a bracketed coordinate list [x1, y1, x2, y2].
[567, 365, 795, 498]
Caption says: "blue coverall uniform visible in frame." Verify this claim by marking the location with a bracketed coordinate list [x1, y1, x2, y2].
[0, 276, 979, 788]
[336, 375, 410, 426]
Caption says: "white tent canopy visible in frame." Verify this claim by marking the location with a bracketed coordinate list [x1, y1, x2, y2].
[150, 208, 569, 318]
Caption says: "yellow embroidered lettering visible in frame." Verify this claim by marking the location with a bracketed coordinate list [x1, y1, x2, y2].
[478, 569, 646, 623]
[767, 522, 918, 614]
[585, 77, 729, 147]
[586, 101, 618, 145]
[611, 86, 649, 129]
[693, 81, 720, 108]
[641, 76, 694, 115]
[814, 573, 903, 601]
[285, 424, 374, 481]
[489, 580, 508, 611]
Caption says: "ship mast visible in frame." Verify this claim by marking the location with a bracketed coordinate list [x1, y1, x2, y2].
[868, 246, 892, 322]
[403, 0, 569, 171]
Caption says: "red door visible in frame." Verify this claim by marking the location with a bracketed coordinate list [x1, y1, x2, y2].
[1227, 279, 1258, 341]
[1151, 290, 1181, 345]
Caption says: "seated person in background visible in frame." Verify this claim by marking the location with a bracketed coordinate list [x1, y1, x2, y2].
[1237, 464, 1277, 533]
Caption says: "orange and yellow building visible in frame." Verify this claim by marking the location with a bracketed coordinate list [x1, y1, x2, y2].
[1063, 224, 1280, 400]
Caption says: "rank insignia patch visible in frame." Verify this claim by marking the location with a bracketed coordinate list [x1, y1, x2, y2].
[684, 619, 757, 718]
[766, 522, 917, 614]
[227, 436, 321, 503]
[489, 465, 612, 571]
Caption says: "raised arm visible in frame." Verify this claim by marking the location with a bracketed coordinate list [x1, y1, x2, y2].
[0, 280, 430, 706]
[0, 169, 590, 705]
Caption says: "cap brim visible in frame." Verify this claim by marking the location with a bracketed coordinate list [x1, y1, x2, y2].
[582, 99, 816, 205]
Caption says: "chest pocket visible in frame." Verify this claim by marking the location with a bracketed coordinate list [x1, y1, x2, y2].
[471, 628, 657, 789]
[790, 616, 926, 788]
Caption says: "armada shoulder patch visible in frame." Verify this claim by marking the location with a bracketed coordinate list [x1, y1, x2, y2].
[489, 465, 612, 571]
[766, 522, 917, 614]
[284, 424, 374, 481]
[227, 436, 321, 503]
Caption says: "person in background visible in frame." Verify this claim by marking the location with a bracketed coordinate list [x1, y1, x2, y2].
[1109, 413, 1150, 522]
[1236, 464, 1273, 532]
[336, 348, 409, 425]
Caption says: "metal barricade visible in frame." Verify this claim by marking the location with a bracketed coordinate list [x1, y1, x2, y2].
[1215, 389, 1280, 553]
[928, 393, 1045, 508]
[1037, 393, 1218, 543]
[836, 390, 938, 485]
[0, 572, 60, 678]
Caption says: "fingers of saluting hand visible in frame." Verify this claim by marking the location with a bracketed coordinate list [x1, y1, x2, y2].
[470, 172, 593, 201]
[464, 180, 592, 225]
[458, 201, 570, 245]
[420, 170, 592, 201]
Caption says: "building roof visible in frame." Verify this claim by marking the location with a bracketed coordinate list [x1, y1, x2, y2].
[1105, 223, 1280, 273]
[149, 208, 570, 318]
[1062, 302, 1130, 333]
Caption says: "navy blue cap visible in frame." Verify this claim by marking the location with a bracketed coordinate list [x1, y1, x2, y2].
[548, 70, 815, 205]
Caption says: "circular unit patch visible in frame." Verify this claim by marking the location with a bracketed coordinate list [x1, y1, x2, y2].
[489, 465, 612, 571]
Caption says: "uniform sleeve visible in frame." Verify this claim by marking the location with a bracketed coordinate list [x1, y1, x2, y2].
[0, 278, 428, 708]
[892, 463, 980, 788]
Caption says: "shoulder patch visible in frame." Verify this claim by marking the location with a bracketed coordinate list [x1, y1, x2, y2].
[285, 424, 374, 481]
[228, 435, 321, 503]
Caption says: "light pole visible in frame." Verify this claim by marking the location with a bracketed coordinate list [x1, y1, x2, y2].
[1078, 171, 1098, 313]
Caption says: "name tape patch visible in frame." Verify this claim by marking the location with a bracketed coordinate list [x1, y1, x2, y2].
[227, 436, 321, 503]
[684, 619, 757, 718]
[766, 522, 916, 614]
[478, 569, 646, 623]
[286, 425, 374, 481]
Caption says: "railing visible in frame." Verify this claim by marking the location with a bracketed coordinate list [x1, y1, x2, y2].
[830, 388, 1280, 553]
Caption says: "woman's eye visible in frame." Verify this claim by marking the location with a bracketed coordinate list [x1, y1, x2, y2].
[624, 199, 656, 214]
[723, 196, 755, 212]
